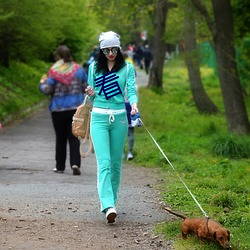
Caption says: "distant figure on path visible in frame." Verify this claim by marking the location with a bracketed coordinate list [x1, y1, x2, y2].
[143, 44, 152, 74]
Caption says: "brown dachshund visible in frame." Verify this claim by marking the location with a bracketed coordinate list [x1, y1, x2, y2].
[162, 207, 231, 249]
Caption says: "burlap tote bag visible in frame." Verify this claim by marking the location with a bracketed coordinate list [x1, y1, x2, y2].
[72, 95, 93, 158]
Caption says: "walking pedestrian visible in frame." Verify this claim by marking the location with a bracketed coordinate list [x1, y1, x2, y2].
[143, 44, 152, 74]
[85, 31, 138, 223]
[39, 45, 88, 175]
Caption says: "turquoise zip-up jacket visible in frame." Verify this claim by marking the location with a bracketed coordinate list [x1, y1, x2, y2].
[87, 62, 138, 110]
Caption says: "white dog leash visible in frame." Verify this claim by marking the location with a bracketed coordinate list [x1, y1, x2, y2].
[139, 118, 209, 218]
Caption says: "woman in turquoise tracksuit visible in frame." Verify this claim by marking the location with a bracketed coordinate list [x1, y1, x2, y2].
[86, 31, 138, 223]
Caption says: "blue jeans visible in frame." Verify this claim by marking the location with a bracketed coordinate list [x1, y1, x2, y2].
[90, 111, 128, 212]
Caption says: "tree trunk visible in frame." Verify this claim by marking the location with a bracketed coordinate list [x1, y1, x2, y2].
[184, 4, 218, 114]
[212, 0, 250, 134]
[148, 0, 169, 89]
[191, 0, 250, 134]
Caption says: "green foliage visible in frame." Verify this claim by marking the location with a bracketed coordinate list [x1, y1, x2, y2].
[210, 191, 238, 209]
[0, 0, 100, 66]
[210, 135, 250, 159]
[129, 58, 250, 249]
[154, 221, 181, 240]
[0, 60, 49, 122]
[165, 2, 184, 44]
[232, 0, 250, 39]
[92, 0, 156, 45]
[236, 37, 250, 95]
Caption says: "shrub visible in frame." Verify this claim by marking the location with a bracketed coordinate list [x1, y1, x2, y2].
[210, 135, 250, 158]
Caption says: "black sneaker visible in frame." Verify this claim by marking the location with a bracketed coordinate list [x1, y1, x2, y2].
[72, 165, 81, 175]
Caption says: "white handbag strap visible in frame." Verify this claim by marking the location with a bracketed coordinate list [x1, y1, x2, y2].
[83, 94, 88, 105]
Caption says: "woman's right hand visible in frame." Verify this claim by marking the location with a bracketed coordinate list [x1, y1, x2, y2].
[85, 86, 95, 97]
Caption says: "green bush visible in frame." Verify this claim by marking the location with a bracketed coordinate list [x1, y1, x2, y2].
[0, 60, 49, 122]
[210, 135, 250, 159]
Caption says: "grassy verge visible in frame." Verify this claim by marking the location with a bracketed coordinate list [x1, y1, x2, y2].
[129, 59, 250, 250]
[0, 60, 50, 125]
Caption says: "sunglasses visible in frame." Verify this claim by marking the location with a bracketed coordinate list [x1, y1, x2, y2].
[102, 47, 119, 55]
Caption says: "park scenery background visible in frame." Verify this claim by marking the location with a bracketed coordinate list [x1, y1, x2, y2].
[0, 1, 249, 249]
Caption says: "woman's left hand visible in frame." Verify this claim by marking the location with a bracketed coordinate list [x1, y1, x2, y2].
[131, 103, 138, 116]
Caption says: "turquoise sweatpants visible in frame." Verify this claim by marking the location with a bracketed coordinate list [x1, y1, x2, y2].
[90, 111, 128, 212]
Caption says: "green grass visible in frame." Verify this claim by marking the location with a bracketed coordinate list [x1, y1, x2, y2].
[128, 59, 250, 250]
[0, 60, 50, 123]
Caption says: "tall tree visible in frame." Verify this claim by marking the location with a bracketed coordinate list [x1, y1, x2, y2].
[148, 0, 176, 89]
[91, 0, 155, 47]
[191, 0, 250, 134]
[184, 1, 218, 114]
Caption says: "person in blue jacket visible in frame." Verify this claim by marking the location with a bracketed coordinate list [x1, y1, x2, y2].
[39, 45, 88, 176]
[85, 31, 138, 223]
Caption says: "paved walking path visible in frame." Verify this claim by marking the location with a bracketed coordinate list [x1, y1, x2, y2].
[0, 70, 172, 249]
[0, 104, 163, 223]
[135, 68, 149, 87]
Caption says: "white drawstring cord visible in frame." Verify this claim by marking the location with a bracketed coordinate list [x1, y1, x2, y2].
[139, 118, 209, 218]
[109, 112, 115, 124]
[92, 107, 124, 125]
